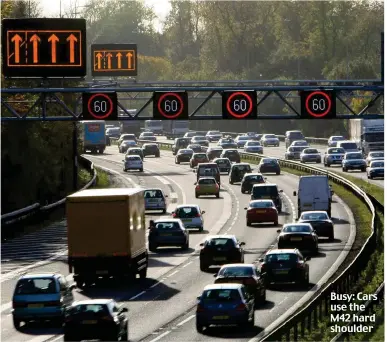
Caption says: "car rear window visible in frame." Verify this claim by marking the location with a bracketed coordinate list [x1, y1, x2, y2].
[234, 165, 251, 171]
[288, 132, 304, 139]
[371, 161, 384, 168]
[300, 213, 328, 220]
[207, 238, 235, 247]
[70, 304, 109, 315]
[262, 159, 277, 164]
[144, 190, 164, 198]
[245, 175, 264, 182]
[202, 289, 241, 302]
[219, 266, 254, 277]
[195, 154, 207, 159]
[15, 278, 57, 295]
[264, 135, 276, 139]
[304, 149, 318, 153]
[176, 207, 199, 218]
[250, 200, 274, 208]
[370, 152, 384, 158]
[328, 148, 345, 154]
[266, 253, 297, 263]
[246, 141, 261, 146]
[283, 225, 312, 233]
[252, 186, 278, 197]
[199, 178, 216, 185]
[340, 142, 358, 150]
[198, 166, 219, 176]
[155, 222, 180, 230]
[346, 153, 363, 159]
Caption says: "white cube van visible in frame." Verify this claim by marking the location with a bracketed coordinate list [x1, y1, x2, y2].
[293, 175, 332, 218]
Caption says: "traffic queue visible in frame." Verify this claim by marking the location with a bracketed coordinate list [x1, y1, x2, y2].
[8, 128, 370, 338]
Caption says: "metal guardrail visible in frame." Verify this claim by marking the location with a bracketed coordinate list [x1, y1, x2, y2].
[1, 156, 97, 225]
[113, 137, 381, 342]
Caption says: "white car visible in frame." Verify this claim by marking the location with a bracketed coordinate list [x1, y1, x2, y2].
[260, 134, 280, 147]
[139, 132, 157, 141]
[366, 160, 384, 179]
[123, 155, 143, 172]
[172, 204, 205, 231]
[117, 134, 137, 146]
[300, 148, 321, 163]
[144, 188, 168, 213]
[365, 151, 384, 166]
[328, 136, 345, 147]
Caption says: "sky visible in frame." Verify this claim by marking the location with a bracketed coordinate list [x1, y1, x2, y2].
[37, 0, 171, 30]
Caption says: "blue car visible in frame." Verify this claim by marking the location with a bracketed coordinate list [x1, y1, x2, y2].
[196, 283, 255, 332]
[12, 273, 75, 329]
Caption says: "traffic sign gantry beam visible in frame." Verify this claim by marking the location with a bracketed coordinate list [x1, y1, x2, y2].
[1, 85, 383, 121]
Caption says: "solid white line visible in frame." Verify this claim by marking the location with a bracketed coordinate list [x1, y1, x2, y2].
[152, 175, 170, 185]
[176, 314, 196, 326]
[148, 330, 171, 342]
[129, 290, 146, 300]
[167, 270, 179, 278]
[182, 261, 193, 268]
[169, 192, 178, 199]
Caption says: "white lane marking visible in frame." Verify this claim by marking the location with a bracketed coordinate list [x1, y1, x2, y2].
[167, 270, 179, 278]
[129, 290, 146, 300]
[169, 193, 178, 199]
[176, 314, 196, 326]
[269, 297, 288, 312]
[152, 175, 170, 185]
[281, 190, 296, 219]
[182, 261, 193, 268]
[224, 183, 240, 233]
[249, 180, 357, 342]
[48, 336, 62, 342]
[148, 330, 171, 342]
[94, 164, 139, 187]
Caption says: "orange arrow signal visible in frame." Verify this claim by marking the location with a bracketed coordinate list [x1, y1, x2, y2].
[66, 34, 78, 63]
[96, 52, 103, 69]
[30, 34, 41, 63]
[106, 53, 113, 69]
[11, 34, 23, 63]
[48, 34, 59, 63]
[116, 52, 122, 69]
[126, 52, 133, 69]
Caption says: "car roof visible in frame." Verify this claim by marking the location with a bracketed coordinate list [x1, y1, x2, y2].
[369, 151, 384, 154]
[203, 283, 243, 291]
[219, 264, 255, 269]
[252, 183, 277, 188]
[245, 173, 263, 177]
[198, 163, 217, 166]
[301, 211, 329, 215]
[249, 199, 274, 204]
[283, 223, 312, 228]
[345, 152, 362, 155]
[145, 188, 163, 191]
[154, 218, 182, 223]
[19, 273, 59, 280]
[73, 299, 113, 306]
[266, 248, 299, 255]
[206, 234, 236, 240]
[232, 163, 250, 166]
[198, 177, 216, 181]
[176, 204, 200, 209]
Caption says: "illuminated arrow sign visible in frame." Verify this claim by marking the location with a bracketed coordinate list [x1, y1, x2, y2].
[91, 44, 138, 77]
[1, 18, 86, 78]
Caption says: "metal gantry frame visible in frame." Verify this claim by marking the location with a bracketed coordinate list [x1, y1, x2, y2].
[1, 80, 384, 121]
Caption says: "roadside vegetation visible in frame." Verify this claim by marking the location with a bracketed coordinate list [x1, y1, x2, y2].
[1, 0, 382, 213]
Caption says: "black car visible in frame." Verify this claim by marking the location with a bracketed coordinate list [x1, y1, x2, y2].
[148, 219, 189, 252]
[214, 264, 266, 306]
[199, 235, 245, 272]
[63, 299, 128, 342]
[298, 211, 334, 240]
[258, 158, 281, 175]
[251, 184, 283, 212]
[277, 223, 318, 255]
[142, 143, 160, 157]
[285, 130, 305, 148]
[229, 163, 252, 184]
[175, 148, 194, 164]
[213, 158, 232, 174]
[172, 138, 191, 155]
[221, 149, 241, 163]
[259, 249, 310, 286]
[241, 173, 266, 193]
[187, 144, 203, 153]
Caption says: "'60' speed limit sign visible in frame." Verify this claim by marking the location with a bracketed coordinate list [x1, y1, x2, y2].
[82, 92, 118, 120]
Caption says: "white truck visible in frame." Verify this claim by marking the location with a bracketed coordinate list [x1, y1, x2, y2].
[144, 120, 164, 135]
[293, 175, 332, 218]
[163, 121, 190, 139]
[349, 119, 384, 156]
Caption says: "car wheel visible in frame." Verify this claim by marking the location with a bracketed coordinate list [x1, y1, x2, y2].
[162, 209, 166, 214]
[302, 272, 309, 286]
[121, 328, 129, 341]
[63, 334, 77, 342]
[313, 246, 319, 256]
[196, 320, 205, 333]
[317, 159, 321, 163]
[139, 168, 143, 172]
[139, 267, 147, 279]
[216, 193, 220, 198]
[149, 243, 157, 252]
[200, 262, 209, 272]
[329, 232, 334, 241]
[195, 193, 199, 198]
[368, 175, 373, 179]
[123, 168, 127, 172]
[361, 167, 366, 172]
[342, 167, 347, 172]
[182, 241, 189, 250]
[276, 171, 280, 175]
[156, 154, 160, 158]
[229, 179, 233, 184]
[274, 221, 278, 226]
[13, 317, 21, 330]
[246, 310, 255, 328]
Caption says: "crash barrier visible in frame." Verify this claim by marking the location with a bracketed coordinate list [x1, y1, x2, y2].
[116, 138, 381, 342]
[1, 156, 97, 226]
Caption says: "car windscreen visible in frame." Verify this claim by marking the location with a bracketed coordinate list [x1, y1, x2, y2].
[238, 136, 250, 141]
[262, 159, 277, 164]
[179, 149, 193, 154]
[234, 165, 251, 171]
[264, 135, 276, 139]
[283, 225, 312, 233]
[198, 167, 218, 176]
[294, 141, 308, 146]
[300, 213, 329, 220]
[332, 136, 344, 141]
[176, 207, 199, 218]
[198, 178, 216, 185]
[202, 289, 241, 302]
[206, 238, 235, 248]
[246, 141, 261, 146]
[370, 152, 384, 158]
[144, 145, 158, 150]
[224, 151, 239, 156]
[250, 200, 274, 208]
[218, 266, 253, 277]
[15, 278, 57, 295]
[194, 154, 207, 159]
[144, 190, 164, 198]
[288, 132, 304, 139]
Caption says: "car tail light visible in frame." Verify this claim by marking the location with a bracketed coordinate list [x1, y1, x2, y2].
[236, 303, 247, 311]
[172, 213, 177, 218]
[296, 263, 304, 269]
[197, 304, 205, 312]
[195, 213, 201, 217]
[101, 315, 113, 321]
[196, 185, 200, 190]
[244, 278, 256, 285]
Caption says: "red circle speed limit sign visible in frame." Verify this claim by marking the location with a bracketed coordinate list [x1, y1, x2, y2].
[82, 92, 118, 120]
[153, 91, 189, 119]
[300, 90, 336, 118]
[222, 91, 257, 119]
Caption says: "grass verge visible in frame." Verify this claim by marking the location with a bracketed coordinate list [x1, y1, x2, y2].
[93, 167, 110, 188]
[265, 164, 384, 342]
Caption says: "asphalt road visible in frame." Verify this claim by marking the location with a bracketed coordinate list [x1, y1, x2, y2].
[1, 147, 355, 342]
[156, 136, 384, 188]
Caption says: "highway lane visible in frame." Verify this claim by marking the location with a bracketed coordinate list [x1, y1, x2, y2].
[1, 149, 354, 342]
[0, 149, 234, 342]
[155, 136, 383, 187]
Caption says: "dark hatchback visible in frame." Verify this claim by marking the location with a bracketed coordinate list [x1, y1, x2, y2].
[251, 184, 283, 212]
[175, 149, 194, 163]
[241, 173, 266, 193]
[207, 148, 223, 161]
[220, 149, 241, 163]
[298, 211, 334, 240]
[259, 249, 310, 286]
[142, 143, 160, 157]
[63, 299, 128, 342]
[148, 219, 189, 252]
[277, 223, 319, 255]
[199, 235, 245, 272]
[258, 158, 281, 175]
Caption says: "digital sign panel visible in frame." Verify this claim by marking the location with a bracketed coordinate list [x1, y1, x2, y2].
[153, 91, 189, 120]
[82, 92, 118, 120]
[222, 91, 257, 119]
[300, 90, 336, 118]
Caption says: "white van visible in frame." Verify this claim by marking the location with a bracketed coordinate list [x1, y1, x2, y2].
[293, 175, 332, 218]
[337, 140, 359, 153]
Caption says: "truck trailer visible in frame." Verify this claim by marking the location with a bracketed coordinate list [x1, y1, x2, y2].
[79, 121, 106, 154]
[144, 120, 164, 135]
[163, 121, 190, 139]
[348, 119, 384, 155]
[66, 188, 148, 288]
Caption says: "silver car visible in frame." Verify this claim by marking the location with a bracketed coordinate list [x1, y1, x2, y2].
[144, 188, 168, 213]
[260, 134, 280, 147]
[365, 151, 384, 166]
[172, 204, 205, 231]
[300, 148, 321, 163]
[328, 136, 345, 147]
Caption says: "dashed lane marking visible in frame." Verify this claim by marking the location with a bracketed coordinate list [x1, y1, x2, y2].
[176, 314, 196, 326]
[148, 330, 171, 342]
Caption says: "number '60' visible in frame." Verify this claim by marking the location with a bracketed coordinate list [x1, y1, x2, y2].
[93, 100, 108, 113]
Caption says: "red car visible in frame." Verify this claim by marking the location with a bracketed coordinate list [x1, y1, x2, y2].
[190, 153, 209, 168]
[245, 199, 278, 226]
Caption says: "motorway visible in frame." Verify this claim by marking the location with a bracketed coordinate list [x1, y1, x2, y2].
[1, 144, 356, 342]
[156, 137, 384, 188]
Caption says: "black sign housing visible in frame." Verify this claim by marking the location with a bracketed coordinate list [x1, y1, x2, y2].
[82, 92, 118, 120]
[91, 44, 137, 77]
[153, 91, 189, 120]
[2, 18, 86, 78]
[222, 91, 257, 119]
[300, 90, 336, 118]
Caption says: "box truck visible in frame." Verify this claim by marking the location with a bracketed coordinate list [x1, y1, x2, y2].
[66, 188, 148, 288]
[163, 121, 190, 139]
[348, 119, 384, 155]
